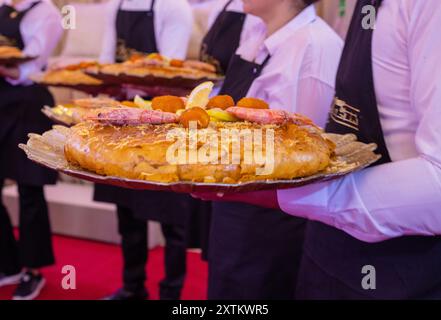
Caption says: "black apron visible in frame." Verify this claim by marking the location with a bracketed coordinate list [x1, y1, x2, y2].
[115, 0, 158, 63]
[200, 0, 246, 74]
[299, 0, 441, 299]
[208, 54, 306, 299]
[93, 0, 199, 226]
[0, 2, 57, 186]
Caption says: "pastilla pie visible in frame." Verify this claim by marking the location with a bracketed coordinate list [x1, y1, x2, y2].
[91, 53, 222, 81]
[38, 61, 103, 86]
[64, 82, 334, 184]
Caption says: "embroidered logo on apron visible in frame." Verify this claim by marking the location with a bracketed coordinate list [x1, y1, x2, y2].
[329, 98, 360, 131]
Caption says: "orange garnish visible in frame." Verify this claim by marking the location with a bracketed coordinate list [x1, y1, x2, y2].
[64, 61, 98, 71]
[170, 59, 184, 68]
[121, 101, 138, 108]
[152, 96, 185, 113]
[237, 97, 269, 110]
[179, 107, 210, 129]
[206, 95, 235, 110]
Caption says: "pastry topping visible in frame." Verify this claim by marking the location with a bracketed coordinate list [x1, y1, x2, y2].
[179, 107, 210, 129]
[237, 97, 270, 109]
[206, 95, 235, 110]
[207, 108, 238, 122]
[186, 81, 214, 109]
[90, 108, 179, 126]
[226, 107, 291, 125]
[152, 95, 185, 113]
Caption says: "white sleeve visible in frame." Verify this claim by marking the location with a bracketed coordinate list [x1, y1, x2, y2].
[156, 0, 193, 59]
[98, 0, 119, 64]
[295, 77, 335, 128]
[206, 0, 225, 30]
[278, 1, 441, 243]
[7, 3, 62, 85]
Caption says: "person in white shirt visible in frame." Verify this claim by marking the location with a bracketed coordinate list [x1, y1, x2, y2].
[99, 0, 192, 63]
[201, 0, 342, 299]
[94, 0, 198, 301]
[0, 0, 62, 300]
[197, 0, 441, 299]
[200, 0, 261, 74]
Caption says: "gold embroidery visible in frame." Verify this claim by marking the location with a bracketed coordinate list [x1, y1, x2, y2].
[116, 38, 144, 63]
[329, 98, 360, 131]
[200, 43, 222, 74]
[9, 11, 18, 19]
[0, 34, 16, 47]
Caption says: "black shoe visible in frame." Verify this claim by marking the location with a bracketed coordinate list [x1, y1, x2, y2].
[159, 287, 182, 300]
[12, 272, 46, 300]
[0, 272, 23, 288]
[103, 288, 148, 300]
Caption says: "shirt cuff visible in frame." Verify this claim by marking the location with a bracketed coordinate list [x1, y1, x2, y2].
[6, 62, 34, 86]
[277, 181, 332, 222]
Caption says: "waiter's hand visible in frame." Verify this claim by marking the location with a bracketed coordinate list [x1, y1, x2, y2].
[0, 65, 20, 80]
[192, 190, 280, 210]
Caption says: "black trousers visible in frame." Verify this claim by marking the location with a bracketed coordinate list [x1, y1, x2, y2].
[208, 202, 306, 300]
[117, 205, 187, 299]
[296, 253, 370, 300]
[0, 180, 54, 274]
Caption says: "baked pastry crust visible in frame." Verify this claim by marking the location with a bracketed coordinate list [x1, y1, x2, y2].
[97, 64, 220, 80]
[64, 121, 334, 184]
[41, 69, 102, 85]
[0, 46, 23, 58]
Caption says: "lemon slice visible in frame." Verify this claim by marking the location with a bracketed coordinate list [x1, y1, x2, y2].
[176, 109, 186, 116]
[186, 81, 214, 109]
[145, 53, 170, 66]
[207, 108, 238, 122]
[134, 95, 152, 110]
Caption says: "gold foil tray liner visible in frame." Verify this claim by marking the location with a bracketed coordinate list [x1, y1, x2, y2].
[19, 127, 381, 193]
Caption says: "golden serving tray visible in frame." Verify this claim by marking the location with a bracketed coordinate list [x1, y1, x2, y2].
[19, 126, 381, 193]
[41, 105, 77, 126]
[30, 72, 117, 96]
[86, 66, 224, 90]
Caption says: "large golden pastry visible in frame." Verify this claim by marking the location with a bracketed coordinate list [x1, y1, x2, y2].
[37, 62, 103, 86]
[62, 82, 334, 184]
[64, 120, 334, 184]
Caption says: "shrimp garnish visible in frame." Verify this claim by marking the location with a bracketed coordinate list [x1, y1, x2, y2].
[88, 108, 179, 126]
[226, 107, 319, 128]
[226, 107, 291, 125]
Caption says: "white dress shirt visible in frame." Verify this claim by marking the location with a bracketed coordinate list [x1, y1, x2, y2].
[1, 0, 62, 85]
[99, 0, 193, 63]
[206, 0, 261, 45]
[237, 5, 343, 127]
[278, 0, 441, 243]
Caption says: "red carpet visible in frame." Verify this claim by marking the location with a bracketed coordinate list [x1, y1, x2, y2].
[0, 234, 208, 300]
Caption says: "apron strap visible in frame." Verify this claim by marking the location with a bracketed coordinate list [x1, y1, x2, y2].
[253, 54, 271, 75]
[118, 0, 155, 12]
[221, 0, 234, 12]
[12, 0, 42, 18]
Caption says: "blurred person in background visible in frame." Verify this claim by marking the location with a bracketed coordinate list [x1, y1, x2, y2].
[0, 0, 62, 300]
[198, 0, 343, 299]
[200, 0, 261, 75]
[95, 0, 198, 301]
[198, 0, 441, 299]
